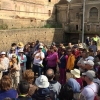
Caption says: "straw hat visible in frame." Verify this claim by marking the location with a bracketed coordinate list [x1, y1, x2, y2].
[12, 54, 17, 58]
[17, 42, 24, 48]
[71, 69, 80, 78]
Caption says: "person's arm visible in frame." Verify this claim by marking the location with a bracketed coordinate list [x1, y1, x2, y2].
[40, 52, 45, 60]
[77, 59, 85, 69]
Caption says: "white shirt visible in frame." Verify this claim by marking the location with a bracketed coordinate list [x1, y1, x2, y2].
[33, 51, 44, 65]
[81, 83, 98, 100]
[2, 57, 9, 72]
[77, 58, 86, 72]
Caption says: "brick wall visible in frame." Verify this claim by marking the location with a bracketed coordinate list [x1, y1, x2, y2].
[0, 28, 64, 51]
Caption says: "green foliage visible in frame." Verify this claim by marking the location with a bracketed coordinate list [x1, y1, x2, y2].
[42, 23, 62, 28]
[0, 24, 8, 30]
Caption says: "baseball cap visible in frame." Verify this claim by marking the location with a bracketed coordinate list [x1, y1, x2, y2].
[85, 56, 94, 61]
[82, 70, 95, 80]
[84, 60, 94, 67]
[1, 52, 6, 55]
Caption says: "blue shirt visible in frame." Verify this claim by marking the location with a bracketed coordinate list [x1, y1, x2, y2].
[67, 78, 80, 93]
[0, 89, 17, 100]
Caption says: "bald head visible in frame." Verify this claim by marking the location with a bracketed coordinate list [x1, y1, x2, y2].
[46, 69, 54, 80]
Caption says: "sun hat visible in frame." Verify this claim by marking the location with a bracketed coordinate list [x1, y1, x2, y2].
[1, 52, 6, 55]
[82, 70, 95, 80]
[85, 56, 94, 61]
[12, 54, 17, 58]
[11, 47, 15, 50]
[84, 60, 94, 67]
[17, 42, 24, 48]
[18, 49, 24, 53]
[71, 69, 80, 78]
[35, 75, 49, 88]
[39, 45, 43, 49]
[78, 45, 83, 49]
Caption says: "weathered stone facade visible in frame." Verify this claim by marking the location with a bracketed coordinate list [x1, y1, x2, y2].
[0, 0, 58, 28]
[57, 0, 100, 34]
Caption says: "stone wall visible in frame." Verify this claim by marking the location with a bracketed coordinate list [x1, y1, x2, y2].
[0, 28, 64, 51]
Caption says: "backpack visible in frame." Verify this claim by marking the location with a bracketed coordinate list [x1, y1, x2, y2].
[59, 83, 74, 100]
[33, 89, 55, 100]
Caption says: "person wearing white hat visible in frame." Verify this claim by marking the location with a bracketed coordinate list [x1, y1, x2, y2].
[71, 69, 83, 89]
[80, 70, 98, 100]
[33, 45, 45, 76]
[1, 52, 9, 76]
[32, 75, 55, 100]
[84, 60, 94, 70]
[18, 49, 27, 79]
[77, 49, 87, 72]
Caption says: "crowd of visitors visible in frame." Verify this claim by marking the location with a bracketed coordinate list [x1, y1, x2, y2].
[0, 37, 100, 100]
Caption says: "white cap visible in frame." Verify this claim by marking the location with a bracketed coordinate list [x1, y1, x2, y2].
[84, 60, 94, 67]
[82, 70, 95, 80]
[1, 52, 6, 55]
[86, 56, 94, 61]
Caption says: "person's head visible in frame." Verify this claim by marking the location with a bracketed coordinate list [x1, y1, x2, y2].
[95, 34, 97, 37]
[11, 43, 17, 48]
[12, 54, 18, 63]
[46, 69, 55, 81]
[23, 70, 34, 84]
[36, 40, 39, 44]
[17, 42, 24, 49]
[1, 52, 6, 58]
[38, 45, 43, 52]
[59, 83, 74, 100]
[35, 75, 49, 88]
[71, 69, 80, 79]
[92, 41, 96, 45]
[59, 43, 64, 47]
[88, 48, 94, 56]
[0, 75, 12, 91]
[10, 47, 16, 53]
[61, 48, 66, 55]
[67, 47, 72, 55]
[31, 42, 35, 48]
[18, 49, 24, 56]
[68, 43, 72, 47]
[50, 47, 55, 53]
[82, 70, 95, 84]
[84, 60, 94, 70]
[72, 45, 78, 52]
[18, 80, 30, 95]
[81, 49, 87, 58]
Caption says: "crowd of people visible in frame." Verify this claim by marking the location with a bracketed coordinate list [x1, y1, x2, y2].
[0, 36, 100, 100]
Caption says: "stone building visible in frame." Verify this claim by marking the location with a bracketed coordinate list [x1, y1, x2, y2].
[56, 0, 100, 34]
[0, 0, 58, 28]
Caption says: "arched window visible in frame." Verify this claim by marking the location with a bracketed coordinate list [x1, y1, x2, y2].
[90, 7, 98, 18]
